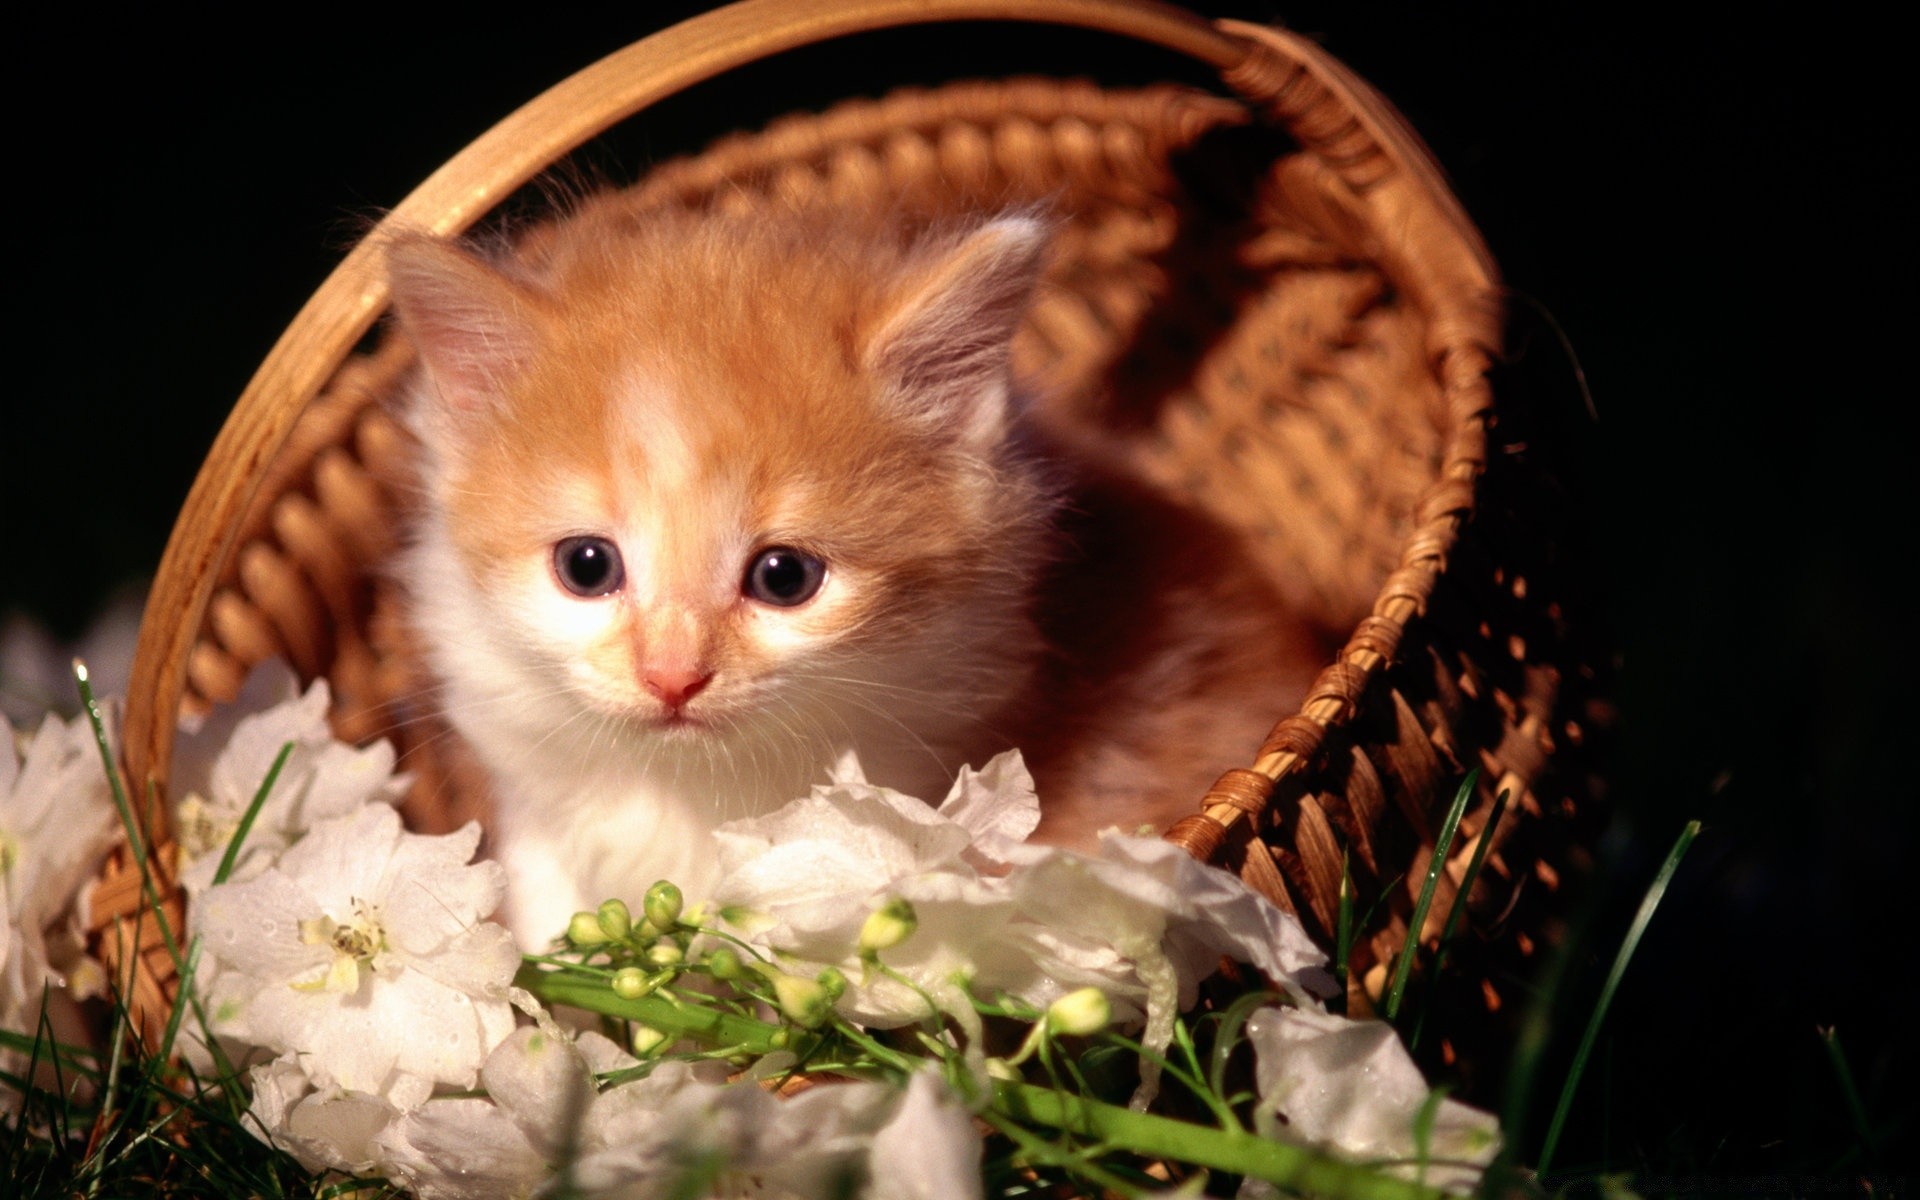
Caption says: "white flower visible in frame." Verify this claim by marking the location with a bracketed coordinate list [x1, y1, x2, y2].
[191, 804, 518, 1099]
[568, 1059, 776, 1197]
[2, 707, 120, 1113]
[245, 1054, 403, 1177]
[710, 751, 1331, 1098]
[1241, 1006, 1500, 1194]
[576, 1063, 976, 1200]
[252, 996, 637, 1198]
[711, 755, 1041, 1036]
[1062, 833, 1336, 1011]
[377, 1021, 977, 1200]
[867, 1069, 984, 1200]
[711, 752, 984, 950]
[171, 660, 407, 894]
[380, 1097, 545, 1199]
[375, 1023, 617, 1199]
[586, 1066, 890, 1198]
[1003, 830, 1337, 1107]
[930, 750, 1044, 868]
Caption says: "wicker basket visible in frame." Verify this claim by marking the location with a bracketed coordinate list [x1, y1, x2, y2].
[90, 0, 1603, 1073]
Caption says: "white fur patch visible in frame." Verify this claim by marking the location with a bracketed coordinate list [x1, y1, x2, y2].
[617, 369, 696, 496]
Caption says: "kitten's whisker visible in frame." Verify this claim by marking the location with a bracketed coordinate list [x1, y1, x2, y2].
[810, 690, 951, 777]
[801, 675, 997, 742]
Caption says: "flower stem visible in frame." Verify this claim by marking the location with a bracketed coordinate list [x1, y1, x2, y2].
[994, 1082, 1445, 1199]
[977, 1107, 1150, 1197]
[518, 961, 1446, 1198]
[514, 964, 783, 1055]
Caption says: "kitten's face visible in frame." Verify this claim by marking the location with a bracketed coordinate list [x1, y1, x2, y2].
[393, 206, 1052, 749]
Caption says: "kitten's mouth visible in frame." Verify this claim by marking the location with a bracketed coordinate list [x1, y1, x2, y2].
[651, 710, 712, 734]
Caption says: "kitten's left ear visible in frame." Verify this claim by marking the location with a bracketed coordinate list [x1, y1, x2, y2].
[865, 216, 1050, 447]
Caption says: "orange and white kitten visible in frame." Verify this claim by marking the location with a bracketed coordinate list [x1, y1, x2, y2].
[391, 201, 1322, 947]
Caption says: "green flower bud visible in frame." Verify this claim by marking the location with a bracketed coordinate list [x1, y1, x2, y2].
[708, 946, 744, 981]
[596, 899, 632, 940]
[858, 897, 917, 954]
[629, 1023, 670, 1056]
[643, 880, 684, 930]
[567, 911, 610, 946]
[1044, 987, 1111, 1037]
[816, 966, 847, 1003]
[645, 942, 684, 968]
[612, 967, 654, 1000]
[770, 971, 831, 1028]
[984, 1057, 1023, 1083]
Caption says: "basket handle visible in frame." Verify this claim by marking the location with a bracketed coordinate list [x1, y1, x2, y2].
[122, 0, 1490, 824]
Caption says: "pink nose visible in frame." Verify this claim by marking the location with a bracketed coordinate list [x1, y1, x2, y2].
[643, 666, 713, 709]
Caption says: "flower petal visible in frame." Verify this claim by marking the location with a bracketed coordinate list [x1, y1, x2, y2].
[1245, 1006, 1500, 1192]
[868, 1070, 984, 1200]
[376, 1096, 547, 1200]
[245, 1054, 400, 1177]
[935, 750, 1041, 868]
[480, 1024, 595, 1157]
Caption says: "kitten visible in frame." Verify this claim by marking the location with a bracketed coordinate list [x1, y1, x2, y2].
[389, 199, 1323, 948]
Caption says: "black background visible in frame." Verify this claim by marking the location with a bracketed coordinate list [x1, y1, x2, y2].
[5, 3, 1911, 1185]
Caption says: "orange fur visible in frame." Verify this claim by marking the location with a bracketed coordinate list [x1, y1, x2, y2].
[1014, 426, 1332, 845]
[389, 199, 1326, 942]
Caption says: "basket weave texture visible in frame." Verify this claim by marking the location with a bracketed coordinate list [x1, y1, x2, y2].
[91, 2, 1604, 1065]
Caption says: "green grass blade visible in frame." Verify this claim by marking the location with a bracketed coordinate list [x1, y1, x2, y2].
[1409, 1085, 1447, 1190]
[1536, 818, 1701, 1177]
[75, 657, 145, 1156]
[1411, 789, 1509, 1050]
[1431, 789, 1508, 974]
[213, 740, 294, 886]
[85, 988, 139, 1189]
[155, 937, 206, 1066]
[0, 1027, 102, 1082]
[1385, 770, 1478, 1021]
[75, 662, 243, 1115]
[152, 740, 294, 1074]
[1207, 988, 1282, 1107]
[1818, 1025, 1878, 1160]
[74, 659, 148, 873]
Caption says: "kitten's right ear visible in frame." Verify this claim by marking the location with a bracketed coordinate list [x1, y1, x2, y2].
[386, 235, 542, 419]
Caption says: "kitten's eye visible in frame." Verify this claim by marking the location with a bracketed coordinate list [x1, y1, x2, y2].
[553, 536, 624, 597]
[743, 547, 825, 607]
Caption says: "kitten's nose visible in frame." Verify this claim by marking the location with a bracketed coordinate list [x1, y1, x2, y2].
[642, 666, 713, 710]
